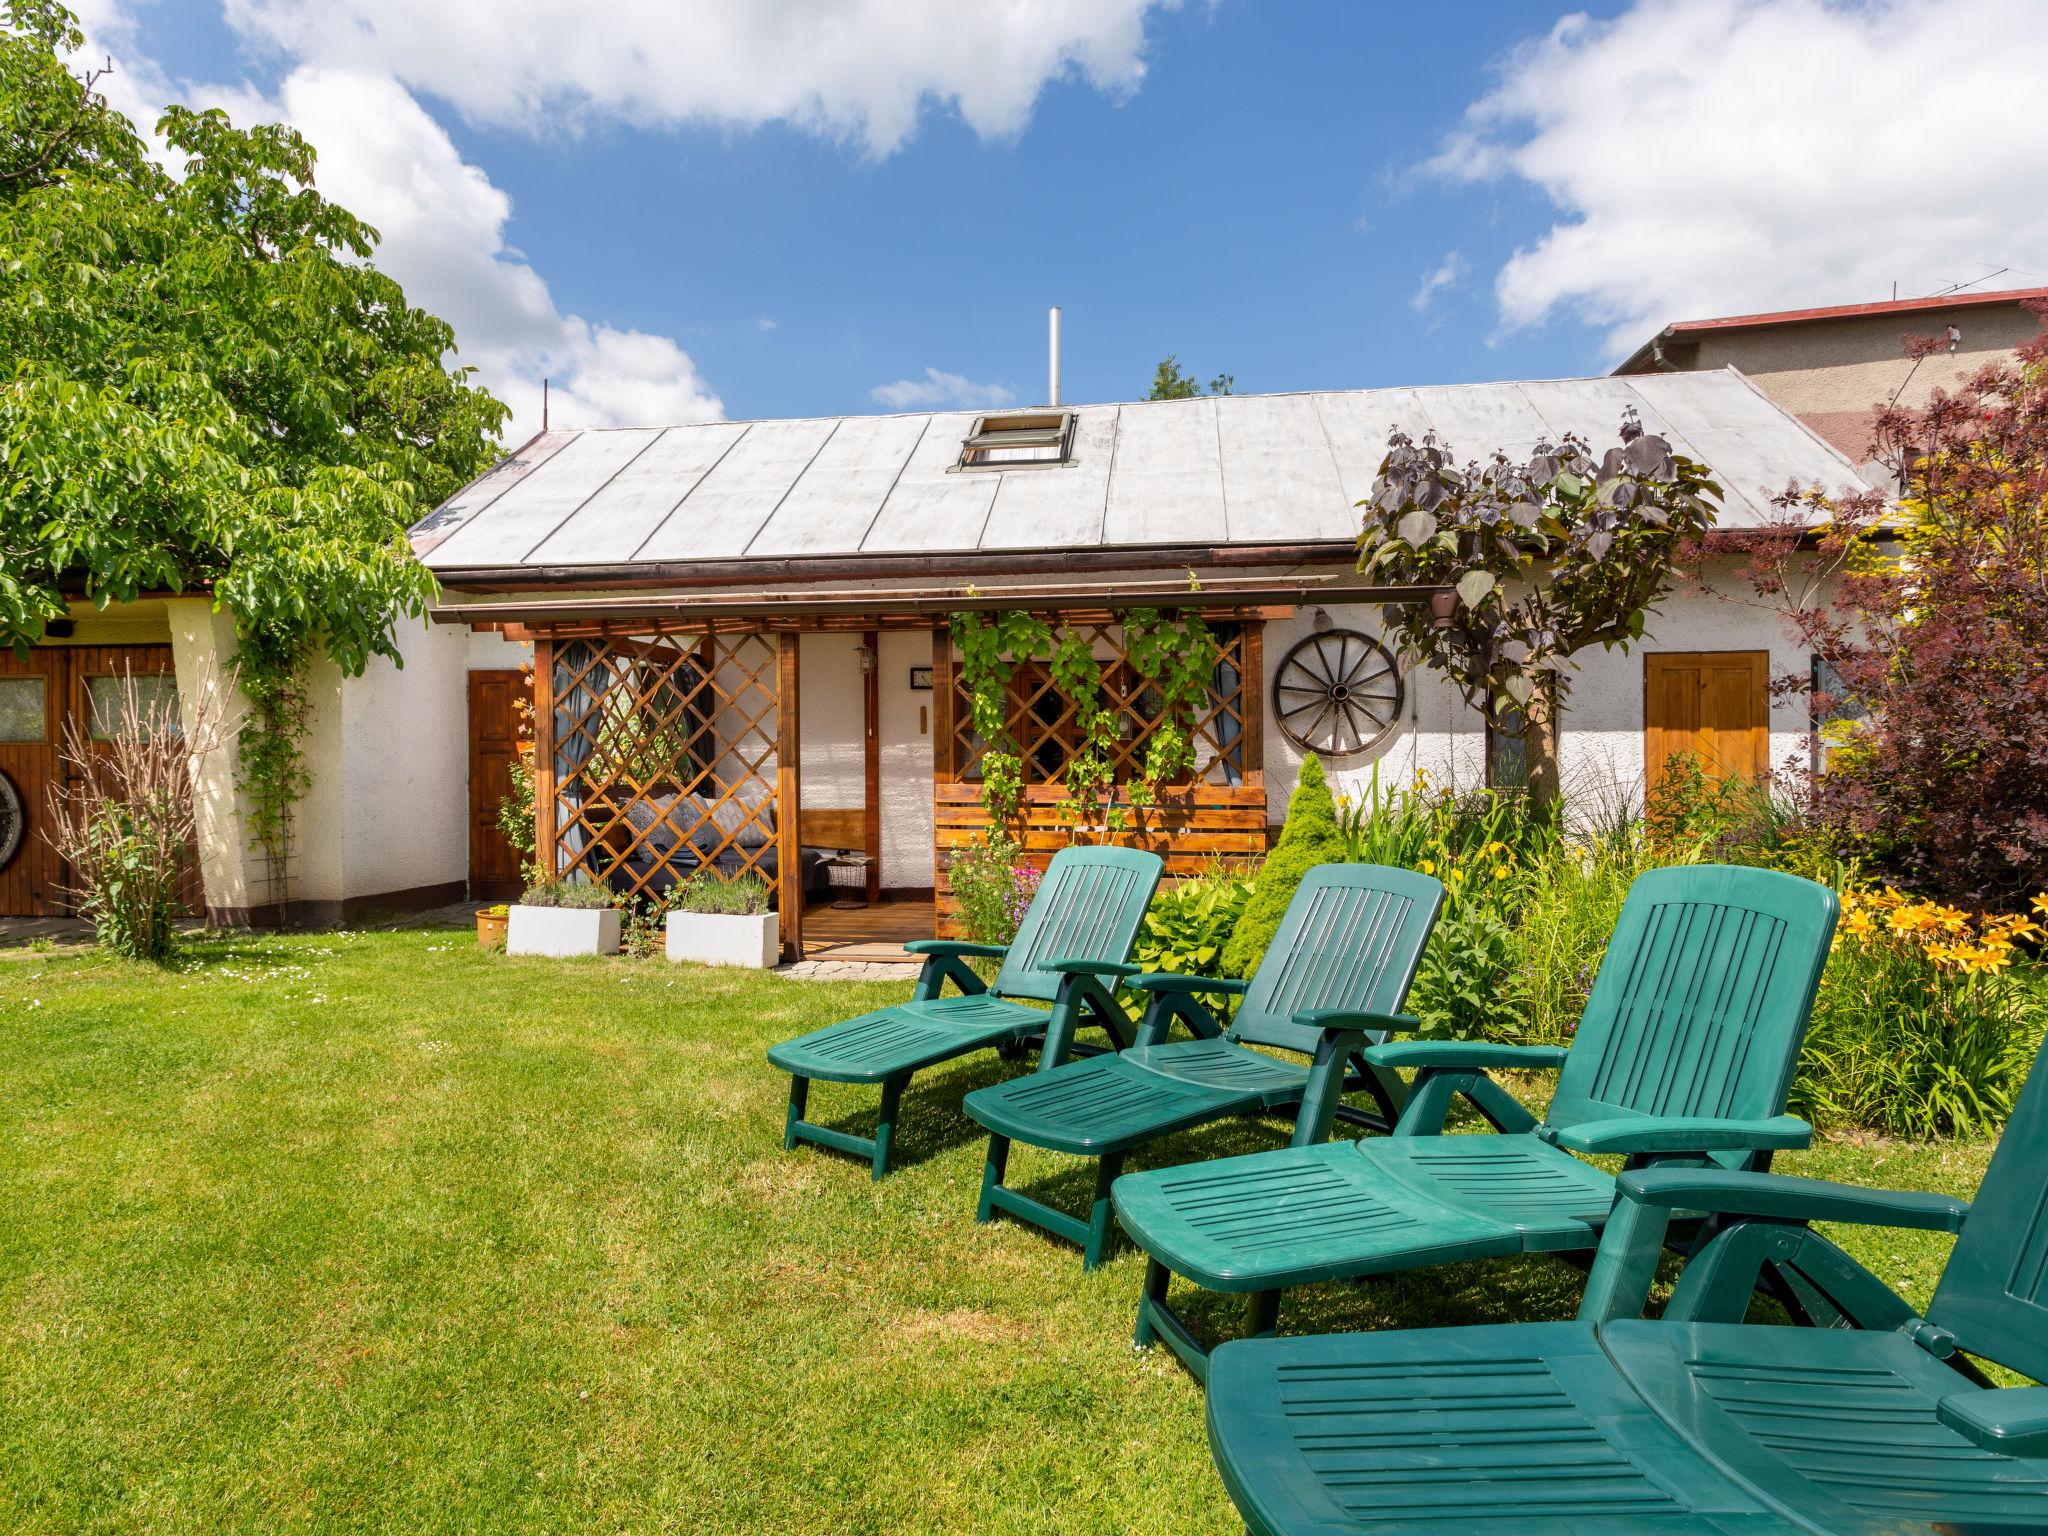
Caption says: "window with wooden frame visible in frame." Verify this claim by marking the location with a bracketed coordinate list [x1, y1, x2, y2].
[946, 620, 1249, 788]
[955, 409, 1076, 470]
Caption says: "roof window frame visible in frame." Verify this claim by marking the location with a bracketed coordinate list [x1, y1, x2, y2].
[952, 408, 1078, 472]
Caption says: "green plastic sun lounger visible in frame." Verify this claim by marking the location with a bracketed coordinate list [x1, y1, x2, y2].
[1113, 864, 1838, 1378]
[962, 864, 1443, 1269]
[767, 844, 1162, 1179]
[1203, 1030, 2048, 1536]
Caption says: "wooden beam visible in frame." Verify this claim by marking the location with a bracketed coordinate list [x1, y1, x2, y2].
[532, 636, 556, 885]
[930, 626, 954, 895]
[776, 631, 803, 962]
[1242, 620, 1265, 789]
[862, 629, 881, 903]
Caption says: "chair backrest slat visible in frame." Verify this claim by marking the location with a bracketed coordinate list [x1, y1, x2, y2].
[1547, 865, 1838, 1171]
[993, 846, 1164, 1002]
[1928, 1034, 2048, 1381]
[1229, 865, 1444, 1054]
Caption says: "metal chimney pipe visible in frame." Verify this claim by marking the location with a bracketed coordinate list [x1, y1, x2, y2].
[1048, 306, 1062, 407]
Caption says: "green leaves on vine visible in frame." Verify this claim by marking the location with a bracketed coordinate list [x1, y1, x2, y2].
[951, 608, 1216, 840]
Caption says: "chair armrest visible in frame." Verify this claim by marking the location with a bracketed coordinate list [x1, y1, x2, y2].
[1293, 1007, 1418, 1037]
[903, 939, 1009, 960]
[1044, 957, 1142, 980]
[1615, 1167, 1971, 1233]
[1939, 1388, 2048, 1457]
[1540, 1115, 1812, 1156]
[1364, 1040, 1570, 1071]
[1127, 972, 1249, 996]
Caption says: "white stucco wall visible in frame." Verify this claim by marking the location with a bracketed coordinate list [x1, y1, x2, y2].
[332, 619, 469, 900]
[877, 630, 936, 890]
[466, 628, 532, 671]
[798, 633, 864, 812]
[1258, 556, 1820, 823]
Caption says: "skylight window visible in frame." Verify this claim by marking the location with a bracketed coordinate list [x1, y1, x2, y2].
[956, 410, 1076, 470]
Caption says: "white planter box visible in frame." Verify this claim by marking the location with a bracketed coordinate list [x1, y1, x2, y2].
[506, 904, 622, 957]
[666, 910, 779, 969]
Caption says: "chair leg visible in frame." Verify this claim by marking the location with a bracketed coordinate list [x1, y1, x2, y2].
[872, 1073, 907, 1181]
[977, 1134, 1012, 1223]
[1135, 1256, 1172, 1349]
[1082, 1152, 1125, 1271]
[784, 1076, 809, 1151]
[1245, 1288, 1280, 1338]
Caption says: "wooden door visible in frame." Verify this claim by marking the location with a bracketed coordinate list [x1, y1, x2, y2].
[469, 670, 528, 900]
[1644, 651, 1770, 795]
[0, 649, 64, 916]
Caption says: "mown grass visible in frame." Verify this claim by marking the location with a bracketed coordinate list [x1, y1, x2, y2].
[0, 928, 2000, 1534]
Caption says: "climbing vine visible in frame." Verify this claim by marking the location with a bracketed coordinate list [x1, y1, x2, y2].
[1122, 608, 1215, 806]
[951, 608, 1220, 840]
[233, 632, 312, 916]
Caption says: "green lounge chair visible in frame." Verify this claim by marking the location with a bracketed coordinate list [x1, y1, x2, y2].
[962, 864, 1444, 1269]
[767, 845, 1162, 1179]
[1203, 1030, 2048, 1536]
[1113, 864, 1838, 1378]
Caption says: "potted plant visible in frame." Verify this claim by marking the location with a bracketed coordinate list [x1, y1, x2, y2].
[506, 879, 622, 957]
[665, 873, 778, 969]
[476, 903, 510, 948]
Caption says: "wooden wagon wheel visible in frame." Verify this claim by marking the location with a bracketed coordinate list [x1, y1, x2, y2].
[1272, 630, 1403, 757]
[0, 769, 21, 871]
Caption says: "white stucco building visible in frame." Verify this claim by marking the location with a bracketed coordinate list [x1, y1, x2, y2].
[0, 368, 1866, 944]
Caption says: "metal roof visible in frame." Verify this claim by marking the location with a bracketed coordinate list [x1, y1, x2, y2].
[411, 368, 1863, 577]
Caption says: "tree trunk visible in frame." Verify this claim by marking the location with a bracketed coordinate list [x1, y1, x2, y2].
[1524, 679, 1563, 810]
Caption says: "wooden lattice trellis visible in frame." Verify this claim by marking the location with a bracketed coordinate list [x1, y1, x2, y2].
[533, 629, 800, 950]
[946, 620, 1253, 788]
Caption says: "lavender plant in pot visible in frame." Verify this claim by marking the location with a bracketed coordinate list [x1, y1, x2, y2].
[506, 879, 622, 957]
[664, 873, 777, 969]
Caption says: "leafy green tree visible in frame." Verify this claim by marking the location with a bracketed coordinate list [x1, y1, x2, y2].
[1147, 354, 1235, 400]
[0, 1, 506, 881]
[1357, 411, 1720, 806]
[1220, 753, 1344, 979]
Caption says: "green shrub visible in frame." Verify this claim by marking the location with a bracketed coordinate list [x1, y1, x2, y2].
[1220, 755, 1345, 978]
[1133, 867, 1256, 1014]
[518, 879, 618, 910]
[948, 832, 1037, 946]
[1505, 831, 1659, 1045]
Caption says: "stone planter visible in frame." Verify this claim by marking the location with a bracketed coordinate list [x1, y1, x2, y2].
[666, 910, 779, 969]
[506, 904, 622, 957]
[475, 908, 508, 949]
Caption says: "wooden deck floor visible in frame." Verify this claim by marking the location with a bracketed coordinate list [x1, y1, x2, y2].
[800, 898, 933, 964]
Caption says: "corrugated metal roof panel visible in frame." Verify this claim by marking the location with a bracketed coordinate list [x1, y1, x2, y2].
[414, 369, 1864, 574]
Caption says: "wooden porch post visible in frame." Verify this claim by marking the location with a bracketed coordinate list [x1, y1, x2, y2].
[931, 627, 955, 934]
[863, 627, 881, 903]
[1242, 620, 1266, 790]
[532, 636, 557, 884]
[776, 631, 803, 962]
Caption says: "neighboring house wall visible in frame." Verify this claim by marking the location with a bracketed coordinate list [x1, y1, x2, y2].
[1624, 302, 2041, 464]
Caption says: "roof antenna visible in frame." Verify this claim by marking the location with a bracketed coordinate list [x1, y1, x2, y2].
[542, 377, 549, 431]
[1048, 307, 1062, 408]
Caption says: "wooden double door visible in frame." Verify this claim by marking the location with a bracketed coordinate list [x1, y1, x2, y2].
[0, 645, 196, 918]
[1643, 651, 1771, 795]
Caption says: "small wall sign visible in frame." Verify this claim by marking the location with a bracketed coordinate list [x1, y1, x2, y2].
[909, 666, 934, 691]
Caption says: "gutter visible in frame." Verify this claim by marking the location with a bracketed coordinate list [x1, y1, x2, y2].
[429, 575, 1450, 627]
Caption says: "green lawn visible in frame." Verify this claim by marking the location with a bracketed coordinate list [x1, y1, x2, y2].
[0, 928, 1998, 1534]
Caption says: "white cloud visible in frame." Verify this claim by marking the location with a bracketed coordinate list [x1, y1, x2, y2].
[1410, 250, 1465, 313]
[1431, 0, 2048, 356]
[757, 317, 779, 332]
[64, 10, 723, 443]
[266, 68, 722, 438]
[220, 0, 1179, 156]
[871, 368, 1016, 410]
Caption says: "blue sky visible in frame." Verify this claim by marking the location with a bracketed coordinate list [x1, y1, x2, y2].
[84, 0, 2047, 438]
